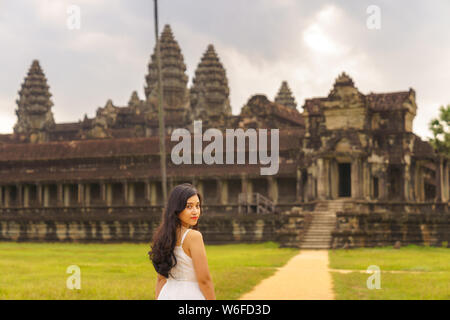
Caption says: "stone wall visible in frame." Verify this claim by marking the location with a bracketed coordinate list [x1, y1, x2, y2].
[0, 207, 311, 247]
[332, 205, 449, 248]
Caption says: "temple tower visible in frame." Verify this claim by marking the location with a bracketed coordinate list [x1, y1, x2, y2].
[14, 60, 55, 143]
[274, 81, 297, 110]
[144, 24, 189, 111]
[190, 44, 232, 125]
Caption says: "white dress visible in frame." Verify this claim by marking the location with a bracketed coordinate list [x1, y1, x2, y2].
[157, 229, 206, 300]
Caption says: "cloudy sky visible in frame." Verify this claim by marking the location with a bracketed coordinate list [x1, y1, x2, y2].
[1, 0, 449, 140]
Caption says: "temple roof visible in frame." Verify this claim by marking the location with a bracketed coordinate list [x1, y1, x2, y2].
[53, 122, 82, 132]
[0, 162, 299, 183]
[303, 90, 413, 113]
[413, 135, 437, 159]
[241, 95, 304, 127]
[366, 91, 413, 111]
[0, 128, 304, 162]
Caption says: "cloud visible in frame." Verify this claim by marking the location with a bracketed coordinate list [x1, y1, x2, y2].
[303, 6, 349, 55]
[0, 0, 449, 141]
[0, 95, 17, 134]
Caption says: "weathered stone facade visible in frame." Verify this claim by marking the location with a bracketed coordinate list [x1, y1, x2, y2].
[0, 26, 448, 247]
[0, 207, 310, 246]
[332, 202, 449, 248]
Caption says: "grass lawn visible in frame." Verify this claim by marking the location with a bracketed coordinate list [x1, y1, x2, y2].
[0, 241, 298, 300]
[329, 245, 450, 300]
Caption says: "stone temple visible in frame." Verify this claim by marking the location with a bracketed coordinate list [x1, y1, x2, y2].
[0, 25, 448, 248]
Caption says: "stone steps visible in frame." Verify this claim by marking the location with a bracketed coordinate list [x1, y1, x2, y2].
[299, 244, 331, 249]
[304, 234, 334, 238]
[304, 232, 333, 236]
[306, 227, 335, 230]
[302, 241, 332, 245]
[302, 239, 332, 244]
[309, 221, 336, 225]
[300, 201, 339, 249]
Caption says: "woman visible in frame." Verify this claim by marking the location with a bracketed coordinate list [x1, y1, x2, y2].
[149, 183, 216, 300]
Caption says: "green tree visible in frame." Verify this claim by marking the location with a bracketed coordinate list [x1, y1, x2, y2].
[428, 105, 450, 156]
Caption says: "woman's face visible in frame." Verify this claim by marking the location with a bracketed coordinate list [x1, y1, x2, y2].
[178, 194, 201, 228]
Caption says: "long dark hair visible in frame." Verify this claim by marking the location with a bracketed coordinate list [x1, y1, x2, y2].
[148, 183, 202, 278]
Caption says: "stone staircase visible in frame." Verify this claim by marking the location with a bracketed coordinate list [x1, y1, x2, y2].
[300, 200, 346, 249]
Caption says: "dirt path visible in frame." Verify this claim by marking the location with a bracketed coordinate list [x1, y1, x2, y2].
[239, 250, 335, 300]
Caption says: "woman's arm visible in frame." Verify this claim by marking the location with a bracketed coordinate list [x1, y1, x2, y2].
[155, 273, 167, 299]
[189, 231, 216, 300]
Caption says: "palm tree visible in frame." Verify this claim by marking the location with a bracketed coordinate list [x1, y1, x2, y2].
[429, 105, 450, 156]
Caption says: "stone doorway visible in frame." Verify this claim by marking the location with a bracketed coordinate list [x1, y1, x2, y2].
[338, 163, 351, 197]
[388, 165, 403, 200]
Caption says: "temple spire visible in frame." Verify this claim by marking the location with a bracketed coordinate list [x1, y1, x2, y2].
[144, 24, 189, 110]
[328, 72, 362, 100]
[274, 81, 297, 109]
[333, 72, 355, 88]
[190, 44, 231, 123]
[14, 60, 55, 143]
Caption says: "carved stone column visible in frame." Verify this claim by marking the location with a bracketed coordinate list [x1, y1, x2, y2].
[145, 181, 151, 205]
[23, 185, 30, 208]
[219, 179, 228, 205]
[404, 164, 412, 201]
[128, 182, 135, 206]
[17, 184, 23, 207]
[306, 170, 315, 202]
[363, 161, 371, 200]
[150, 182, 157, 206]
[43, 185, 49, 207]
[330, 160, 339, 200]
[240, 174, 249, 202]
[57, 184, 63, 206]
[325, 159, 331, 199]
[247, 178, 253, 202]
[84, 184, 91, 207]
[63, 184, 70, 207]
[317, 158, 327, 200]
[414, 161, 425, 202]
[101, 182, 106, 204]
[106, 183, 113, 207]
[268, 176, 278, 204]
[379, 165, 388, 200]
[35, 184, 41, 206]
[296, 168, 303, 202]
[4, 186, 11, 208]
[351, 158, 361, 199]
[123, 181, 129, 205]
[78, 184, 84, 206]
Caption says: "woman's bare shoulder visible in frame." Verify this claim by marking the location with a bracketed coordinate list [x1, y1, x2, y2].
[186, 229, 203, 242]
